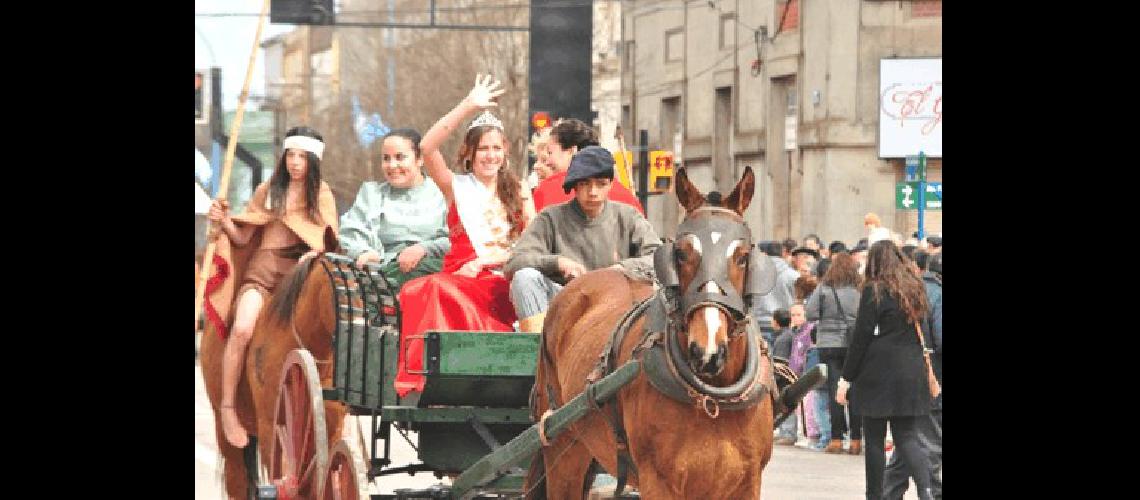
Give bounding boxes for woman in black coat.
[837,240,935,500]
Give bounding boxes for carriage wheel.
[319,439,371,500]
[268,349,329,499]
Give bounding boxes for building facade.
[616,0,942,244]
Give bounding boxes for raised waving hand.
[421,74,507,205]
[465,74,505,108]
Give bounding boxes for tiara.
[467,110,504,131]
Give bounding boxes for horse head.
[656,166,765,383]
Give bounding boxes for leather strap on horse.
[568,288,777,497]
[582,294,655,497]
[637,297,773,414]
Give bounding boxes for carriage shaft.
[447,360,642,499]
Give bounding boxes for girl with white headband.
[204,125,340,448]
[394,74,536,396]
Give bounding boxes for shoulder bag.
[831,286,856,344]
[914,321,941,398]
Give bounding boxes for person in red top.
[531,119,645,215]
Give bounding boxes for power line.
[704,0,768,39]
[633,50,737,99]
[194,0,634,18]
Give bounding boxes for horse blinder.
[663,213,753,322]
[743,248,777,307]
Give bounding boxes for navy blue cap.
[562,146,615,194]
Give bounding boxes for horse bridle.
[654,206,774,329]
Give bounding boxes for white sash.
[451,174,511,261]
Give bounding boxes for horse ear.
[724,166,755,216]
[674,166,705,213]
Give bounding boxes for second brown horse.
[527,166,776,499]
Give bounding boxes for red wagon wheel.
[319,439,371,500]
[268,349,329,499]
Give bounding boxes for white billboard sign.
[879,58,942,158]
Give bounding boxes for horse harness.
[532,290,778,496]
[530,204,781,496]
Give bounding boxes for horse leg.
[523,450,546,500]
[221,289,264,448]
[217,431,250,500]
[324,401,348,446]
[631,469,681,500]
[539,435,595,500]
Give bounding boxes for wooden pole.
[195,0,271,333]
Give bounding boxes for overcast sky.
[196,0,294,111]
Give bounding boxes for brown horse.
[526,166,775,499]
[200,256,348,499]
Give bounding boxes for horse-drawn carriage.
[249,252,652,499]
[202,167,826,500]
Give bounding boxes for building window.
[621,105,631,140]
[666,28,683,62]
[776,0,800,33]
[719,14,736,50]
[714,87,734,192]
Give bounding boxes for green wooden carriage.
[256,253,643,500]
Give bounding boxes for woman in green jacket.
[339,128,450,290]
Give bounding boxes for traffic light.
[271,0,335,25]
[648,151,675,193]
[195,70,209,125]
[195,71,203,121]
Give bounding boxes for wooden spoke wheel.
[268,349,329,500]
[319,439,371,500]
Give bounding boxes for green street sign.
[896,182,942,210]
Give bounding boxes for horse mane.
[266,257,319,326]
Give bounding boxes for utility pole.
[386,0,395,118]
[638,129,649,214]
[917,151,926,241]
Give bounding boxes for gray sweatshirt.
[504,199,661,285]
[751,256,799,327]
[804,284,861,348]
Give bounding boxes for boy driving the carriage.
[504,145,662,332]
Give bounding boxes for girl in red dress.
[395,75,536,396]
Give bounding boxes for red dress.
[394,206,518,396]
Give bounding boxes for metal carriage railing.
[318,253,405,477]
[316,253,542,498]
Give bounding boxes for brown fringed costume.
[204,181,339,339]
